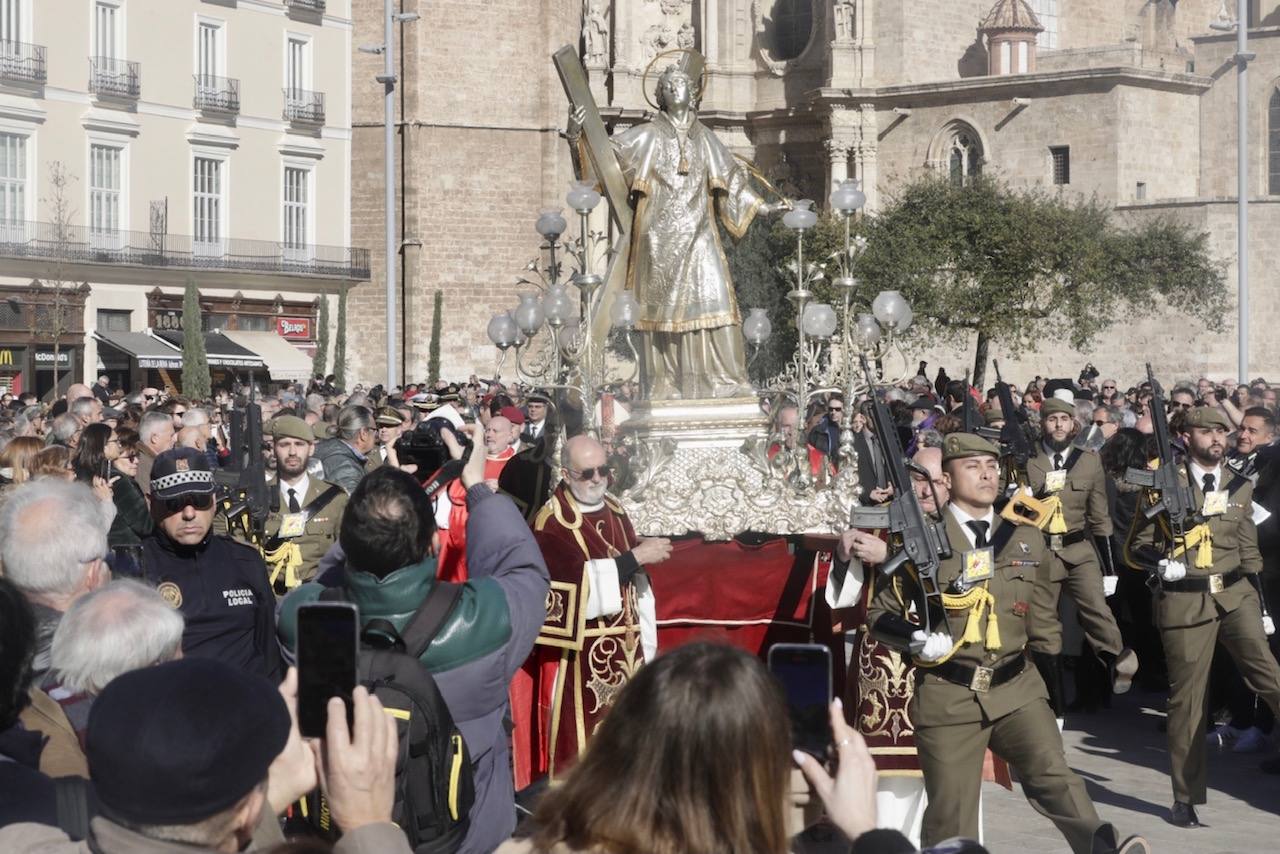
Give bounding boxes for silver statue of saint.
[568,53,782,400]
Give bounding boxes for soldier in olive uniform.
[261,415,347,595]
[868,433,1147,854]
[1124,406,1280,828]
[1026,397,1137,708]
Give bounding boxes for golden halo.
[641,48,709,112]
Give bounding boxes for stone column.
[825,138,851,190]
[857,103,880,212]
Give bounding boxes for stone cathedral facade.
[348,0,1280,385]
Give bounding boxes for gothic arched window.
[949,130,983,186]
[1269,88,1280,195]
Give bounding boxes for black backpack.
[317,582,476,853]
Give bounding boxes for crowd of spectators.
[1,363,1277,853]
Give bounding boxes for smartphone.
[767,643,833,761]
[296,602,359,738]
[100,458,111,481]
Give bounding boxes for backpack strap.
[401,582,464,659]
[53,776,92,842]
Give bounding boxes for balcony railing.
[0,219,369,280]
[285,0,327,10]
[89,57,140,99]
[283,88,325,124]
[193,74,240,114]
[0,40,47,84]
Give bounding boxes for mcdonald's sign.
[0,350,14,366]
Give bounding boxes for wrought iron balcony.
[285,0,326,10]
[0,40,47,85]
[89,57,141,99]
[0,219,369,281]
[193,74,240,114]
[283,88,325,124]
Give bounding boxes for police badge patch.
[175,458,189,472]
[157,581,183,608]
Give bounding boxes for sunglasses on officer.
[567,465,612,482]
[162,493,215,514]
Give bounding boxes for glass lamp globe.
[829,180,866,215]
[487,312,517,347]
[566,180,602,214]
[610,292,639,330]
[872,290,913,332]
[801,303,838,339]
[742,307,772,345]
[514,292,546,336]
[542,284,574,328]
[782,199,818,232]
[535,208,568,242]
[854,313,882,349]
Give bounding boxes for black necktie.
[966,520,990,548]
[1202,473,1216,494]
[287,488,301,513]
[1053,453,1064,471]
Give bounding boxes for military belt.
[925,653,1026,694]
[1044,529,1088,552]
[1160,569,1244,595]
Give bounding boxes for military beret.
[87,658,290,825]
[375,406,403,427]
[312,421,332,441]
[983,408,1005,425]
[499,405,526,426]
[150,447,215,499]
[1184,406,1232,431]
[943,432,1001,462]
[270,415,314,443]
[1040,398,1076,418]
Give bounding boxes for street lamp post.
[1211,0,1254,383]
[363,2,419,391]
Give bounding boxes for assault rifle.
[849,356,952,648]
[992,360,1052,527]
[1122,364,1200,572]
[960,370,984,434]
[214,375,270,544]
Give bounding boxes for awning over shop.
[94,331,183,370]
[220,330,313,383]
[154,330,265,370]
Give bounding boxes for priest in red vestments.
[435,409,522,582]
[516,435,671,783]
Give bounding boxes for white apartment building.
[0,0,363,398]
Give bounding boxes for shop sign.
[153,310,184,331]
[276,317,312,339]
[35,350,71,366]
[0,349,17,366]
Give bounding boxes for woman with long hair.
[0,435,43,490]
[499,643,878,854]
[30,445,74,480]
[102,426,153,566]
[72,422,117,484]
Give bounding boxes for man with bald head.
[435,410,523,583]
[827,445,948,844]
[521,435,671,782]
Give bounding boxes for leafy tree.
[312,294,330,379]
[180,278,211,399]
[427,290,443,384]
[33,163,82,398]
[730,175,1229,389]
[333,284,348,391]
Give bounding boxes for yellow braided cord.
[1170,523,1214,569]
[914,585,1002,668]
[263,542,304,590]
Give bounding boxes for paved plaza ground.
[982,688,1280,853]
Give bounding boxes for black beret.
[87,658,290,825]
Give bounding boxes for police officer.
[1125,406,1280,827]
[261,415,346,595]
[1026,397,1137,712]
[867,433,1147,854]
[135,447,281,681]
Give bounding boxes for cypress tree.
[180,278,211,398]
